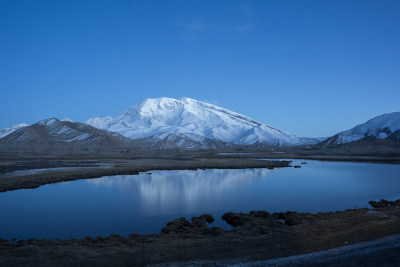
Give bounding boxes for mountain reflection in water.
[87,169,273,215]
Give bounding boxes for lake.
[1,159,400,240]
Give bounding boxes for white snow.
[33,118,97,144]
[65,133,91,142]
[85,97,320,147]
[0,123,28,139]
[326,112,400,145]
[85,116,113,129]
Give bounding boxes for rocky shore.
[1,199,400,266]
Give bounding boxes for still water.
[1,160,400,240]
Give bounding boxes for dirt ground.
[0,199,399,266]
[1,147,399,193]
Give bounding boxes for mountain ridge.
[0,118,140,151]
[85,97,321,148]
[0,123,28,139]
[2,98,398,150]
[320,112,400,146]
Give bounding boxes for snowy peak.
[85,116,113,129]
[349,112,400,138]
[85,97,319,148]
[111,97,263,129]
[0,123,28,139]
[321,112,400,145]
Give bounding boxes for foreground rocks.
[369,198,400,208]
[161,214,223,236]
[1,199,400,266]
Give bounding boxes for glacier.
[85,97,321,147]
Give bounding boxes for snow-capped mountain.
[0,123,28,139]
[321,112,400,145]
[0,118,137,148]
[86,97,320,148]
[0,119,73,139]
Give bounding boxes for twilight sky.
[1,0,399,137]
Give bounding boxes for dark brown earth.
[1,145,399,193]
[0,199,399,266]
[0,157,290,192]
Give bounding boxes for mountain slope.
[0,118,138,149]
[86,97,320,148]
[320,112,400,145]
[0,123,28,139]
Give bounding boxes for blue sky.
[1,0,399,137]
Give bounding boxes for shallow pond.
[1,160,400,240]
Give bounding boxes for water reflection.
[2,161,400,240]
[88,169,272,215]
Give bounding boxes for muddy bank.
[0,158,290,192]
[1,148,400,193]
[1,199,400,266]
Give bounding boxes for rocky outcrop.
[161,217,191,234]
[369,199,400,208]
[273,211,309,226]
[161,215,223,236]
[191,214,214,228]
[221,212,257,227]
[2,198,400,267]
[222,210,313,231]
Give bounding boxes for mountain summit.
[86,97,320,148]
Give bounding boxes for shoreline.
[1,199,399,266]
[0,158,290,192]
[1,152,399,193]
[1,153,400,265]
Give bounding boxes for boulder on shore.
[369,199,398,208]
[162,214,220,235]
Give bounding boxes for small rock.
[277,219,285,224]
[369,199,395,208]
[106,234,122,241]
[366,210,388,218]
[0,238,9,244]
[191,214,214,228]
[249,210,271,218]
[162,217,190,234]
[128,234,139,239]
[96,236,105,241]
[209,227,224,236]
[222,212,253,227]
[284,216,303,226]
